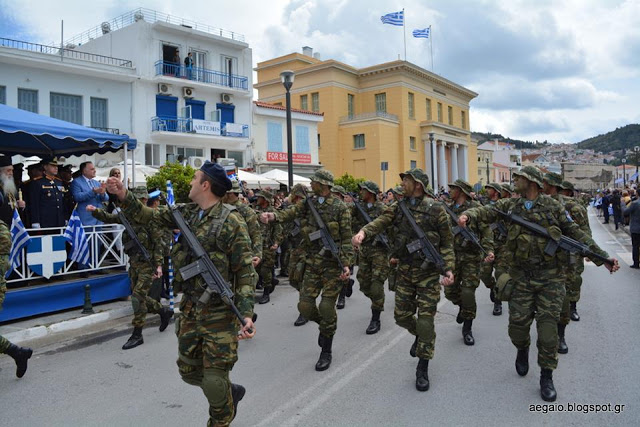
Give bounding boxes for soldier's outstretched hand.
[352,230,365,249]
[106,177,126,201]
[484,252,495,263]
[86,205,97,212]
[259,212,273,224]
[238,317,255,340]
[339,266,350,280]
[606,258,620,273]
[440,271,454,286]
[457,214,469,228]
[252,256,261,267]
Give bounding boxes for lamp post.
[635,146,639,185]
[622,158,627,188]
[280,70,295,189]
[485,157,490,184]
[428,132,435,189]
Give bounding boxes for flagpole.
[403,8,407,61]
[430,25,434,72]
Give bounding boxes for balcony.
[155,61,248,91]
[339,111,399,124]
[151,116,248,138]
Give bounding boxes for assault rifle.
[351,198,390,250]
[493,208,613,267]
[306,197,344,270]
[114,208,154,268]
[397,200,446,274]
[169,204,252,331]
[290,218,301,238]
[490,222,508,238]
[442,203,488,256]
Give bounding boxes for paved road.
[1,209,638,426]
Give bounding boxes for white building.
[252,101,323,177]
[477,139,522,173]
[0,8,253,171]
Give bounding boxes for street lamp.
[485,157,490,184]
[622,158,627,188]
[634,146,639,185]
[428,132,435,189]
[280,70,295,189]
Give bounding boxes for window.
[300,95,308,110]
[267,121,283,152]
[461,111,466,129]
[50,93,82,125]
[311,92,319,112]
[227,151,244,167]
[18,89,38,113]
[166,145,204,163]
[90,97,108,128]
[347,94,354,117]
[410,136,416,151]
[353,134,365,149]
[408,92,415,119]
[295,125,310,154]
[0,86,5,104]
[145,143,161,166]
[375,93,386,113]
[426,98,432,120]
[448,106,453,125]
[411,160,417,169]
[317,133,321,149]
[437,102,443,123]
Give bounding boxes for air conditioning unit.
[217,158,236,167]
[221,93,233,104]
[188,156,207,168]
[183,87,194,98]
[158,83,172,95]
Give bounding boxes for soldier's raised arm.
[353,203,397,248]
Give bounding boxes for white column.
[438,141,447,190]
[459,145,468,181]
[451,144,459,181]
[423,137,435,190]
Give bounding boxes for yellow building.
[255,47,478,191]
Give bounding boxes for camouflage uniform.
[561,181,588,320]
[255,191,282,300]
[462,167,609,372]
[286,185,308,291]
[0,220,11,354]
[120,188,255,426]
[478,183,502,294]
[228,181,262,260]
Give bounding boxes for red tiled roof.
[254,101,324,116]
[493,162,510,168]
[522,154,542,162]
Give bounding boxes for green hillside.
[576,124,640,153]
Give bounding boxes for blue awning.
[0,103,136,157]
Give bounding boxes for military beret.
[200,160,232,192]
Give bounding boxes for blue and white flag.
[7,209,31,278]
[27,235,67,279]
[63,209,90,266]
[166,180,176,309]
[412,28,430,38]
[381,10,404,26]
[166,180,175,206]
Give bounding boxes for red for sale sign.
[267,152,311,164]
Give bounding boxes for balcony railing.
[155,61,248,90]
[0,37,133,68]
[339,111,399,123]
[152,116,249,138]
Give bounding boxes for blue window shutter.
[295,126,310,154]
[267,122,283,152]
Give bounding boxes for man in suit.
[70,161,108,226]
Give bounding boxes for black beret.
[200,160,232,192]
[0,156,12,167]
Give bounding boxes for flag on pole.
[412,28,430,38]
[7,209,31,278]
[381,10,404,26]
[166,180,176,309]
[63,208,90,266]
[166,180,175,206]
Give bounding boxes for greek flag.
[166,180,175,206]
[7,209,31,278]
[412,28,430,38]
[381,10,404,26]
[63,209,90,265]
[166,180,176,309]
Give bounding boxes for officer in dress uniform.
[29,158,68,229]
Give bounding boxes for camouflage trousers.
[394,261,441,360]
[356,247,389,311]
[299,256,343,338]
[479,260,496,289]
[129,261,163,328]
[444,255,482,320]
[288,246,305,291]
[0,281,10,352]
[176,297,239,427]
[258,248,277,290]
[567,258,584,303]
[508,267,565,370]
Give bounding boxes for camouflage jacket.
[350,199,388,254]
[463,194,608,270]
[361,195,456,273]
[275,194,354,267]
[482,199,509,246]
[0,220,10,307]
[231,200,263,259]
[92,208,164,266]
[448,199,494,258]
[119,191,255,319]
[559,195,590,236]
[255,204,283,249]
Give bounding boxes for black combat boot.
[515,347,529,376]
[489,287,496,303]
[366,309,381,335]
[410,336,418,358]
[159,307,174,332]
[271,275,280,288]
[456,307,463,324]
[258,287,271,304]
[493,301,502,316]
[462,320,475,346]
[345,278,354,297]
[6,344,33,378]
[415,358,430,391]
[570,302,580,321]
[256,276,263,290]
[315,335,333,371]
[557,323,568,354]
[122,327,143,350]
[336,288,346,309]
[294,313,308,326]
[318,331,325,348]
[540,368,557,402]
[230,383,246,422]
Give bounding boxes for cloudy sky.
[2,0,638,143]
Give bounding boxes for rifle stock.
[115,208,155,268]
[397,200,446,274]
[306,198,344,271]
[443,203,487,256]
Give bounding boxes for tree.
[334,172,366,193]
[145,162,195,203]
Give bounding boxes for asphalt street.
[0,208,638,426]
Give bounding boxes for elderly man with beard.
[0,156,26,225]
